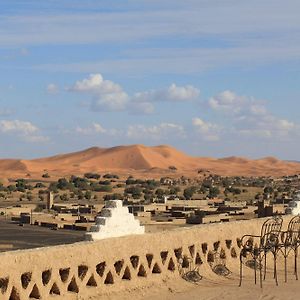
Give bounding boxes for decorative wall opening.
[226,240,232,249]
[78,265,89,280]
[49,283,60,295]
[152,263,161,274]
[168,258,175,271]
[213,241,220,251]
[104,271,114,285]
[231,248,237,258]
[188,245,195,257]
[114,260,124,276]
[207,251,215,263]
[42,270,51,286]
[96,262,106,277]
[130,256,139,269]
[122,267,131,280]
[195,253,203,265]
[0,277,9,294]
[174,248,183,260]
[9,287,20,300]
[21,272,32,289]
[160,251,168,265]
[67,277,79,293]
[59,268,70,283]
[201,243,208,254]
[146,254,153,268]
[137,265,147,277]
[29,284,40,299]
[86,275,97,287]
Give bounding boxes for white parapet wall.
[85,200,145,241]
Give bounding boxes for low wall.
[0,217,289,300]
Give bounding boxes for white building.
[286,193,300,215]
[85,200,145,241]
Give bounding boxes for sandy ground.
[94,258,300,300]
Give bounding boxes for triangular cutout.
[29,284,40,299]
[188,245,195,257]
[152,263,161,274]
[86,275,97,287]
[9,287,20,300]
[174,248,183,260]
[195,252,203,265]
[160,251,168,265]
[130,256,139,269]
[137,264,147,277]
[78,265,89,280]
[220,248,226,259]
[59,268,70,283]
[96,262,106,277]
[182,256,189,268]
[42,270,51,286]
[231,247,237,258]
[49,283,60,295]
[168,258,175,271]
[21,272,32,289]
[67,277,79,293]
[122,266,131,280]
[0,277,9,294]
[104,271,114,284]
[114,260,124,275]
[146,254,153,268]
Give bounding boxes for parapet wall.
[0,217,289,300]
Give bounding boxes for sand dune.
[0,144,300,178]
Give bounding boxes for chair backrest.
[260,216,283,249]
[286,215,300,245]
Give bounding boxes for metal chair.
[239,216,283,288]
[278,215,300,282]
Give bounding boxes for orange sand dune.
[0,144,299,178]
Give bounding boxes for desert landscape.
[1,1,300,299]
[1,144,300,179]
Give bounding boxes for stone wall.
[0,217,289,300]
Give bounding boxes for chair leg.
[254,258,257,285]
[284,255,287,283]
[263,253,267,280]
[239,255,243,287]
[259,254,263,288]
[274,253,278,286]
[295,248,298,280]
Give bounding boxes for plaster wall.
[0,217,290,300]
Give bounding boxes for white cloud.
[70,73,123,94]
[209,90,298,140]
[192,118,220,141]
[0,120,49,143]
[69,73,198,113]
[69,74,128,111]
[47,83,59,94]
[133,83,200,102]
[208,90,248,113]
[129,101,155,115]
[0,120,38,134]
[127,123,185,140]
[76,123,119,136]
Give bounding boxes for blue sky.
[0,0,299,160]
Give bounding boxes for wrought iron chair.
[278,215,300,282]
[239,216,283,288]
[178,256,203,283]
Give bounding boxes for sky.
[0,0,299,160]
